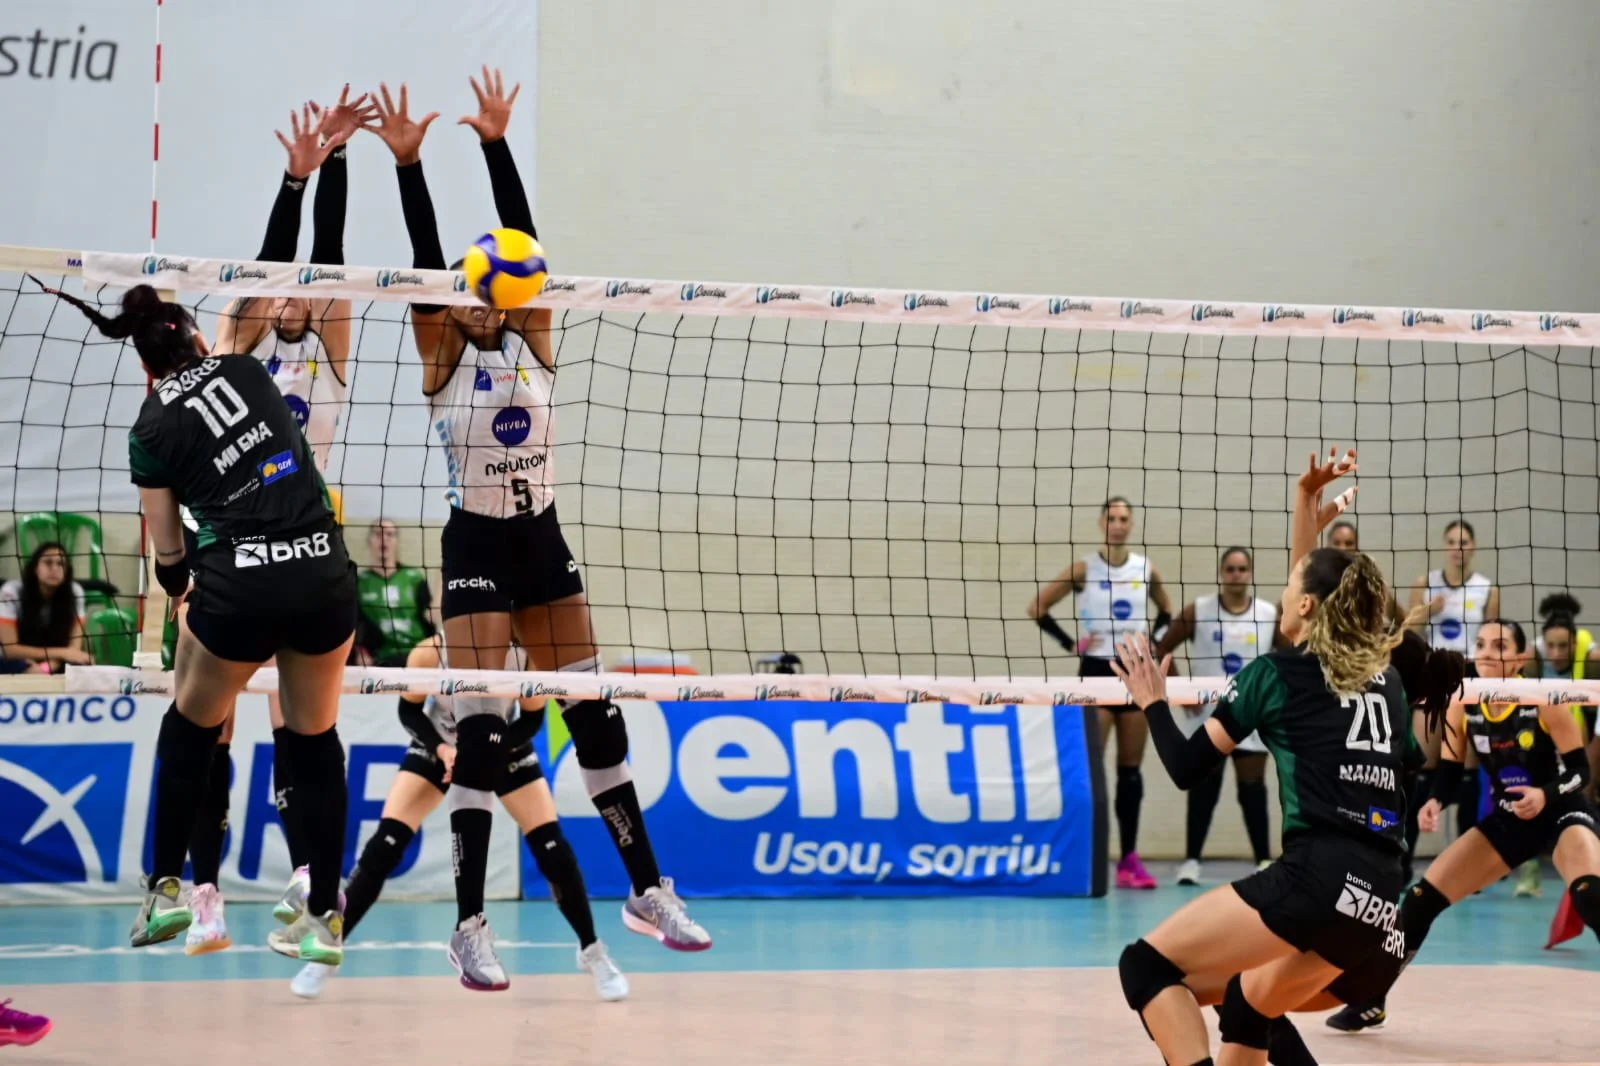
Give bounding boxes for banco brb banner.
[528,700,1106,899]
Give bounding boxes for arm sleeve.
[395,162,448,315]
[309,147,348,265]
[1034,613,1074,652]
[255,172,308,263]
[1546,746,1592,801]
[398,697,446,752]
[1144,699,1227,789]
[1429,758,1465,806]
[480,138,536,237]
[1209,656,1281,743]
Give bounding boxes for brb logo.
[0,743,133,883]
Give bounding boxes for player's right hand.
[1417,797,1442,833]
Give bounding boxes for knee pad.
[507,704,546,747]
[280,725,345,779]
[1571,874,1600,930]
[449,785,495,813]
[1218,974,1271,1050]
[156,705,224,778]
[452,715,507,792]
[525,821,582,897]
[354,817,416,882]
[565,699,629,770]
[1118,938,1186,1013]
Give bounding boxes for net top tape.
[52,249,1594,346]
[62,665,1600,708]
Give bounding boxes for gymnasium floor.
[2,862,1595,1065]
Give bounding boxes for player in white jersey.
[146,93,373,956]
[1155,548,1286,884]
[368,71,709,951]
[289,636,627,1001]
[1325,519,1359,553]
[1027,497,1174,890]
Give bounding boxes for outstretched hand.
[459,65,521,143]
[364,83,439,166]
[1299,446,1358,534]
[1109,632,1172,711]
[310,84,377,153]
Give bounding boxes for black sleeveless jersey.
[1461,702,1560,803]
[129,355,348,612]
[1216,647,1420,853]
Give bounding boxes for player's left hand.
[310,84,377,151]
[1504,784,1546,820]
[437,743,458,784]
[459,65,520,143]
[1110,632,1172,710]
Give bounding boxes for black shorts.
[1232,834,1405,974]
[1475,792,1600,869]
[186,537,358,663]
[1082,655,1141,713]
[399,738,544,795]
[440,505,584,620]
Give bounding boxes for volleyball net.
[2,245,1598,704]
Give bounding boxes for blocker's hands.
[1110,632,1172,711]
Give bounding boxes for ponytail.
[1301,548,1404,696]
[1389,628,1464,735]
[27,277,199,377]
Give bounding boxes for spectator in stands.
[0,542,92,671]
[355,519,436,667]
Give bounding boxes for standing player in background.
[290,636,626,1001]
[1028,497,1174,890]
[167,90,373,955]
[354,518,437,666]
[364,70,710,951]
[1155,547,1285,885]
[1536,593,1599,799]
[1324,520,1358,553]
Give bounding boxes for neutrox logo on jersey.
[233,532,333,569]
[141,256,190,275]
[218,263,267,283]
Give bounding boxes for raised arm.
[307,86,375,376]
[1291,447,1357,572]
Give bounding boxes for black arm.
[1144,699,1227,790]
[398,697,446,753]
[395,161,447,314]
[480,138,535,237]
[256,172,307,263]
[309,147,348,265]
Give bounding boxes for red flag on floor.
[1546,887,1585,949]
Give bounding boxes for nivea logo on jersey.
[492,407,532,446]
[1262,305,1306,322]
[975,295,1021,313]
[756,287,801,304]
[218,263,267,283]
[902,293,949,311]
[141,256,190,275]
[297,267,347,285]
[1331,307,1375,324]
[376,269,425,288]
[1119,300,1163,319]
[258,450,297,485]
[604,281,652,298]
[1112,600,1134,621]
[1048,298,1093,315]
[1401,309,1445,327]
[1438,618,1463,642]
[1539,313,1580,332]
[283,394,311,430]
[829,290,876,308]
[1222,652,1245,675]
[0,743,133,884]
[1190,303,1235,322]
[680,283,728,302]
[1470,312,1512,331]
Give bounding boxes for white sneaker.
[621,877,712,951]
[291,962,337,1000]
[1176,859,1202,886]
[578,940,629,1002]
[448,914,509,991]
[184,883,231,955]
[272,866,310,925]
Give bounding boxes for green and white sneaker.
[268,909,344,966]
[130,877,192,947]
[272,866,311,925]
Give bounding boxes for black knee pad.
[564,700,629,770]
[1571,874,1600,930]
[354,817,416,882]
[507,704,547,747]
[281,724,345,778]
[525,821,581,895]
[1118,938,1186,1013]
[452,714,508,791]
[156,705,223,778]
[1218,974,1272,1050]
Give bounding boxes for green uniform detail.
[357,568,432,666]
[1218,648,1418,851]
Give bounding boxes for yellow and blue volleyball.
[462,228,548,309]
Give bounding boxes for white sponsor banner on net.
[0,693,519,903]
[83,251,1595,346]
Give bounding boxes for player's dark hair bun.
[1540,592,1582,620]
[28,278,199,376]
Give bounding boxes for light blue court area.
[2,862,1595,988]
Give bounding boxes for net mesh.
[1,251,1597,689]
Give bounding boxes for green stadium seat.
[15,511,109,584]
[85,604,138,667]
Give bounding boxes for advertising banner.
[528,700,1106,899]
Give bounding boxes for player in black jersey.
[1325,617,1600,1033]
[38,283,358,967]
[1113,448,1424,1066]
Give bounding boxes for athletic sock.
[451,808,492,924]
[592,781,662,895]
[1185,764,1224,860]
[187,742,231,887]
[280,727,347,916]
[272,727,310,869]
[526,822,598,948]
[1115,765,1144,858]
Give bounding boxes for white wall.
[536,0,1600,311]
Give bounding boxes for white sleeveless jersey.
[430,332,555,518]
[1077,552,1153,658]
[253,329,347,472]
[1424,570,1491,652]
[426,645,528,738]
[1181,594,1275,752]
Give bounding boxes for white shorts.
[1178,701,1268,754]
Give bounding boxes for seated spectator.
[0,542,93,672]
[355,519,436,667]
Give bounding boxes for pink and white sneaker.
[1116,853,1158,890]
[0,1000,52,1047]
[185,883,231,955]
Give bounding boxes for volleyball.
[462,228,548,309]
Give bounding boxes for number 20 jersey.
[429,332,555,519]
